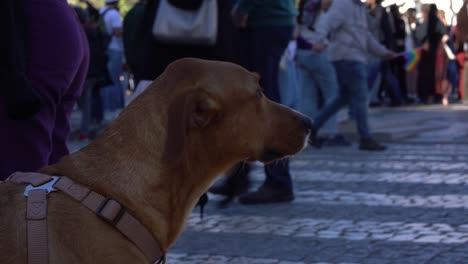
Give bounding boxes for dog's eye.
[256,90,263,99]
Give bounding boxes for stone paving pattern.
[67,105,468,263]
[167,143,468,264]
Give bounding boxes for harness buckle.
[24,176,60,197]
[96,198,126,225]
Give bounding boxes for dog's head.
[162,58,311,167]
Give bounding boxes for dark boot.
[359,137,386,151]
[196,193,208,219]
[209,162,250,206]
[307,122,320,148]
[238,185,294,205]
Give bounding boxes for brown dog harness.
[7,172,165,264]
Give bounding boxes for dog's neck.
[42,88,236,252]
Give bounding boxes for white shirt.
[100,7,123,52]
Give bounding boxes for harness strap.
[7,172,165,264]
[53,176,164,263]
[7,172,52,187]
[26,189,48,264]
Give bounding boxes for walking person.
[100,0,125,118]
[404,8,419,100]
[308,0,396,151]
[123,0,147,86]
[210,0,298,204]
[389,4,410,103]
[74,4,112,140]
[0,0,89,180]
[367,0,402,106]
[295,0,350,146]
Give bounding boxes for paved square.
[168,144,468,264]
[67,105,468,263]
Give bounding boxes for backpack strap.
[100,7,118,34]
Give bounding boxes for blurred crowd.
[68,0,468,141]
[2,0,468,202]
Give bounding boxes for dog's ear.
[164,89,220,164]
[190,93,220,128]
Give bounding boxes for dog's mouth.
[258,149,286,163]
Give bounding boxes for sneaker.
[322,134,352,147]
[238,186,294,205]
[359,138,386,151]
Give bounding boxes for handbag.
[152,0,218,45]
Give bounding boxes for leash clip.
[24,176,60,197]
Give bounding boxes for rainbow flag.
[401,49,422,72]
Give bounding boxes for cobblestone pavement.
[168,144,468,264]
[67,105,468,264]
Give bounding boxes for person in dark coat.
[389,4,410,102]
[415,4,448,103]
[74,5,111,140]
[123,0,147,85]
[210,0,298,205]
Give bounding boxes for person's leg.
[367,57,382,105]
[79,78,96,136]
[464,60,468,102]
[250,27,290,103]
[312,52,339,135]
[296,49,321,120]
[341,61,386,150]
[394,56,408,101]
[313,79,348,132]
[209,162,251,197]
[0,1,88,179]
[239,25,294,204]
[447,60,459,99]
[297,49,340,135]
[381,61,403,105]
[417,53,428,102]
[261,26,294,189]
[341,62,371,139]
[406,69,418,100]
[279,49,299,110]
[101,49,124,113]
[262,160,293,193]
[92,87,104,125]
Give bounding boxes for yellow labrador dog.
[0,58,312,264]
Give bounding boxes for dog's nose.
[298,113,319,147]
[300,114,313,130]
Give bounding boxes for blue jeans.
[242,25,294,191]
[448,60,459,97]
[100,49,124,111]
[79,79,95,134]
[367,56,382,104]
[381,61,403,104]
[314,61,371,139]
[279,55,299,110]
[296,49,338,134]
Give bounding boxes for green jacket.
[236,0,297,27]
